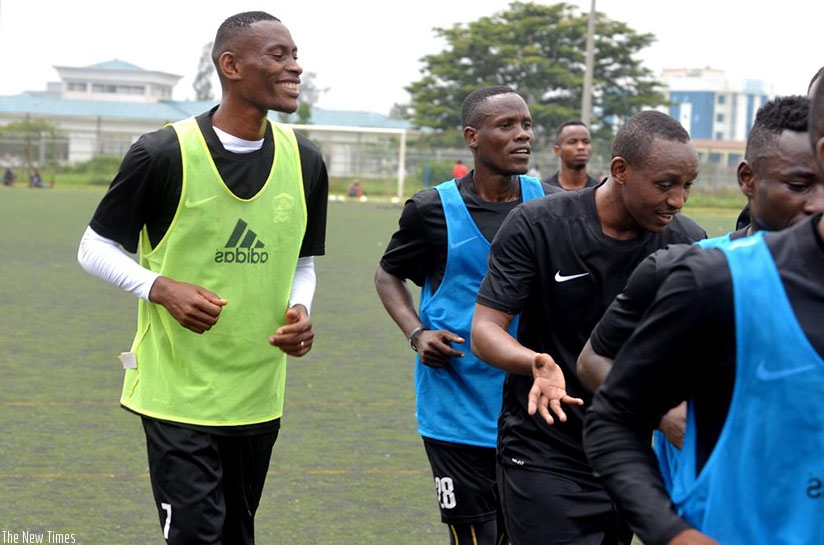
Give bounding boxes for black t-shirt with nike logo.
[476,185,706,477]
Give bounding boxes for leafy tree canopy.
[405,1,666,143]
[0,119,60,136]
[193,41,215,101]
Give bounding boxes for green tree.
[0,119,63,170]
[193,41,215,101]
[405,1,665,143]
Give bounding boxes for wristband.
[408,326,428,352]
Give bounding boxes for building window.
[717,95,726,104]
[91,84,145,95]
[716,113,724,122]
[709,152,723,164]
[92,84,116,93]
[727,153,742,167]
[715,131,724,140]
[67,82,87,92]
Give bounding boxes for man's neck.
[557,166,589,190]
[211,102,269,141]
[594,178,644,240]
[472,172,522,203]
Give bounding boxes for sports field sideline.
[0,187,736,544]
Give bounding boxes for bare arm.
[374,265,463,367]
[577,338,615,393]
[470,302,534,375]
[472,302,583,424]
[668,529,720,545]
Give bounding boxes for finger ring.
[300,340,305,348]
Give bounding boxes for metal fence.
[0,132,741,196]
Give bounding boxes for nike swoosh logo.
[184,196,218,208]
[450,236,477,250]
[756,362,816,381]
[554,271,589,283]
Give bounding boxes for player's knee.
[156,500,223,545]
[447,520,501,545]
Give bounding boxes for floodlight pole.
[581,0,596,126]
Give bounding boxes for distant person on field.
[542,120,600,190]
[452,159,469,178]
[3,168,15,186]
[583,85,824,545]
[76,11,328,545]
[527,164,542,179]
[375,85,555,545]
[29,168,44,188]
[347,181,365,197]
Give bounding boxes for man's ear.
[737,160,756,199]
[464,126,478,149]
[553,144,561,157]
[610,156,628,185]
[817,136,824,170]
[218,51,242,82]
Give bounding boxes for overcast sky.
[0,0,821,114]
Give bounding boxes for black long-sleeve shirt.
[584,214,824,545]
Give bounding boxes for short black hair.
[810,79,824,152]
[808,66,824,94]
[746,95,809,170]
[554,120,588,144]
[460,86,519,128]
[212,11,281,67]
[610,110,690,166]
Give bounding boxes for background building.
[0,59,411,184]
[662,67,770,142]
[659,67,771,168]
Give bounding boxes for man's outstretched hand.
[527,353,584,425]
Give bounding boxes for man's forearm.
[77,226,160,300]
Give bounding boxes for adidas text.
[214,247,269,264]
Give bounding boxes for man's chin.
[272,101,299,115]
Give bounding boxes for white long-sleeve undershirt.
[77,127,316,314]
[77,226,317,314]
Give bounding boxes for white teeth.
[281,82,299,91]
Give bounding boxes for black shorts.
[422,437,501,524]
[497,462,632,545]
[142,417,279,545]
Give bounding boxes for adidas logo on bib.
[214,219,269,264]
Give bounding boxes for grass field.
[0,186,738,544]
